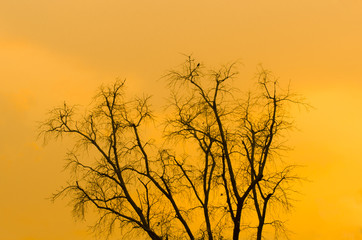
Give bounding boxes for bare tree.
[40,57,304,240]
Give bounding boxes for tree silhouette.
[40,56,304,240]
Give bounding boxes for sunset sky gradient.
[1,1,362,239]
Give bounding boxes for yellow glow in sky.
[1,1,361,239]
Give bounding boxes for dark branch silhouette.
[40,56,305,240]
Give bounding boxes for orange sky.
[1,1,361,239]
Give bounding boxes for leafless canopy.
[40,56,305,240]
